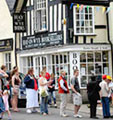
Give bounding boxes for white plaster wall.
[109,2,113,44]
[0,0,15,69]
[0,0,14,39]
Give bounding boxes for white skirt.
[26,89,39,109]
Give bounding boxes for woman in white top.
[39,71,52,116]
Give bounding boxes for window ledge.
[74,33,97,36]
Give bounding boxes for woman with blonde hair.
[39,71,52,115]
[24,68,39,114]
[11,68,21,112]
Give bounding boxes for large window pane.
[80,53,86,62]
[103,51,108,62]
[88,64,94,75]
[103,63,109,75]
[80,64,86,76]
[81,76,87,87]
[95,52,101,62]
[95,63,102,75]
[87,53,94,62]
[34,0,47,32]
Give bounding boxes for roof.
[62,0,110,6]
[5,0,16,13]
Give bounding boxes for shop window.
[87,52,94,62]
[95,52,101,62]
[73,6,94,35]
[22,56,33,74]
[52,53,70,88]
[34,0,48,32]
[80,53,86,62]
[80,51,109,88]
[4,53,11,71]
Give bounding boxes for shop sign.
[13,13,26,32]
[22,32,63,50]
[0,39,13,52]
[62,0,109,6]
[70,52,80,78]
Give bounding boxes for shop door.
[34,56,47,77]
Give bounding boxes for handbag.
[41,88,48,97]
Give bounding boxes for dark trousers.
[101,97,110,117]
[89,100,97,118]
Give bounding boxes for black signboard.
[22,32,63,50]
[62,0,110,6]
[13,13,26,32]
[0,39,13,52]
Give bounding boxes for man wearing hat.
[99,75,111,118]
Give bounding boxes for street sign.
[62,0,110,6]
[13,13,26,32]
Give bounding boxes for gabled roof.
[5,0,16,13]
[5,0,28,14]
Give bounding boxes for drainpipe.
[106,13,113,77]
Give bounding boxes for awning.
[61,0,110,6]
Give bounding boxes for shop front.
[19,44,111,89]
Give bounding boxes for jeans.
[48,91,56,104]
[40,96,48,114]
[101,97,110,117]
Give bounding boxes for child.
[2,88,12,120]
[48,73,57,107]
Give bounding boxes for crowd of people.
[0,64,113,119]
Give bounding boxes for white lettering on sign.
[70,52,80,85]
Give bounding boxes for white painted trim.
[27,11,30,35]
[46,0,49,31]
[63,5,66,44]
[50,6,53,32]
[54,5,57,32]
[31,10,34,35]
[31,0,33,6]
[19,44,111,57]
[58,3,62,31]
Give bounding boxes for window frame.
[34,0,48,33]
[4,53,12,71]
[80,51,109,89]
[73,6,95,35]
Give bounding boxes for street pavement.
[3,107,113,120]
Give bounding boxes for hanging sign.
[13,13,26,32]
